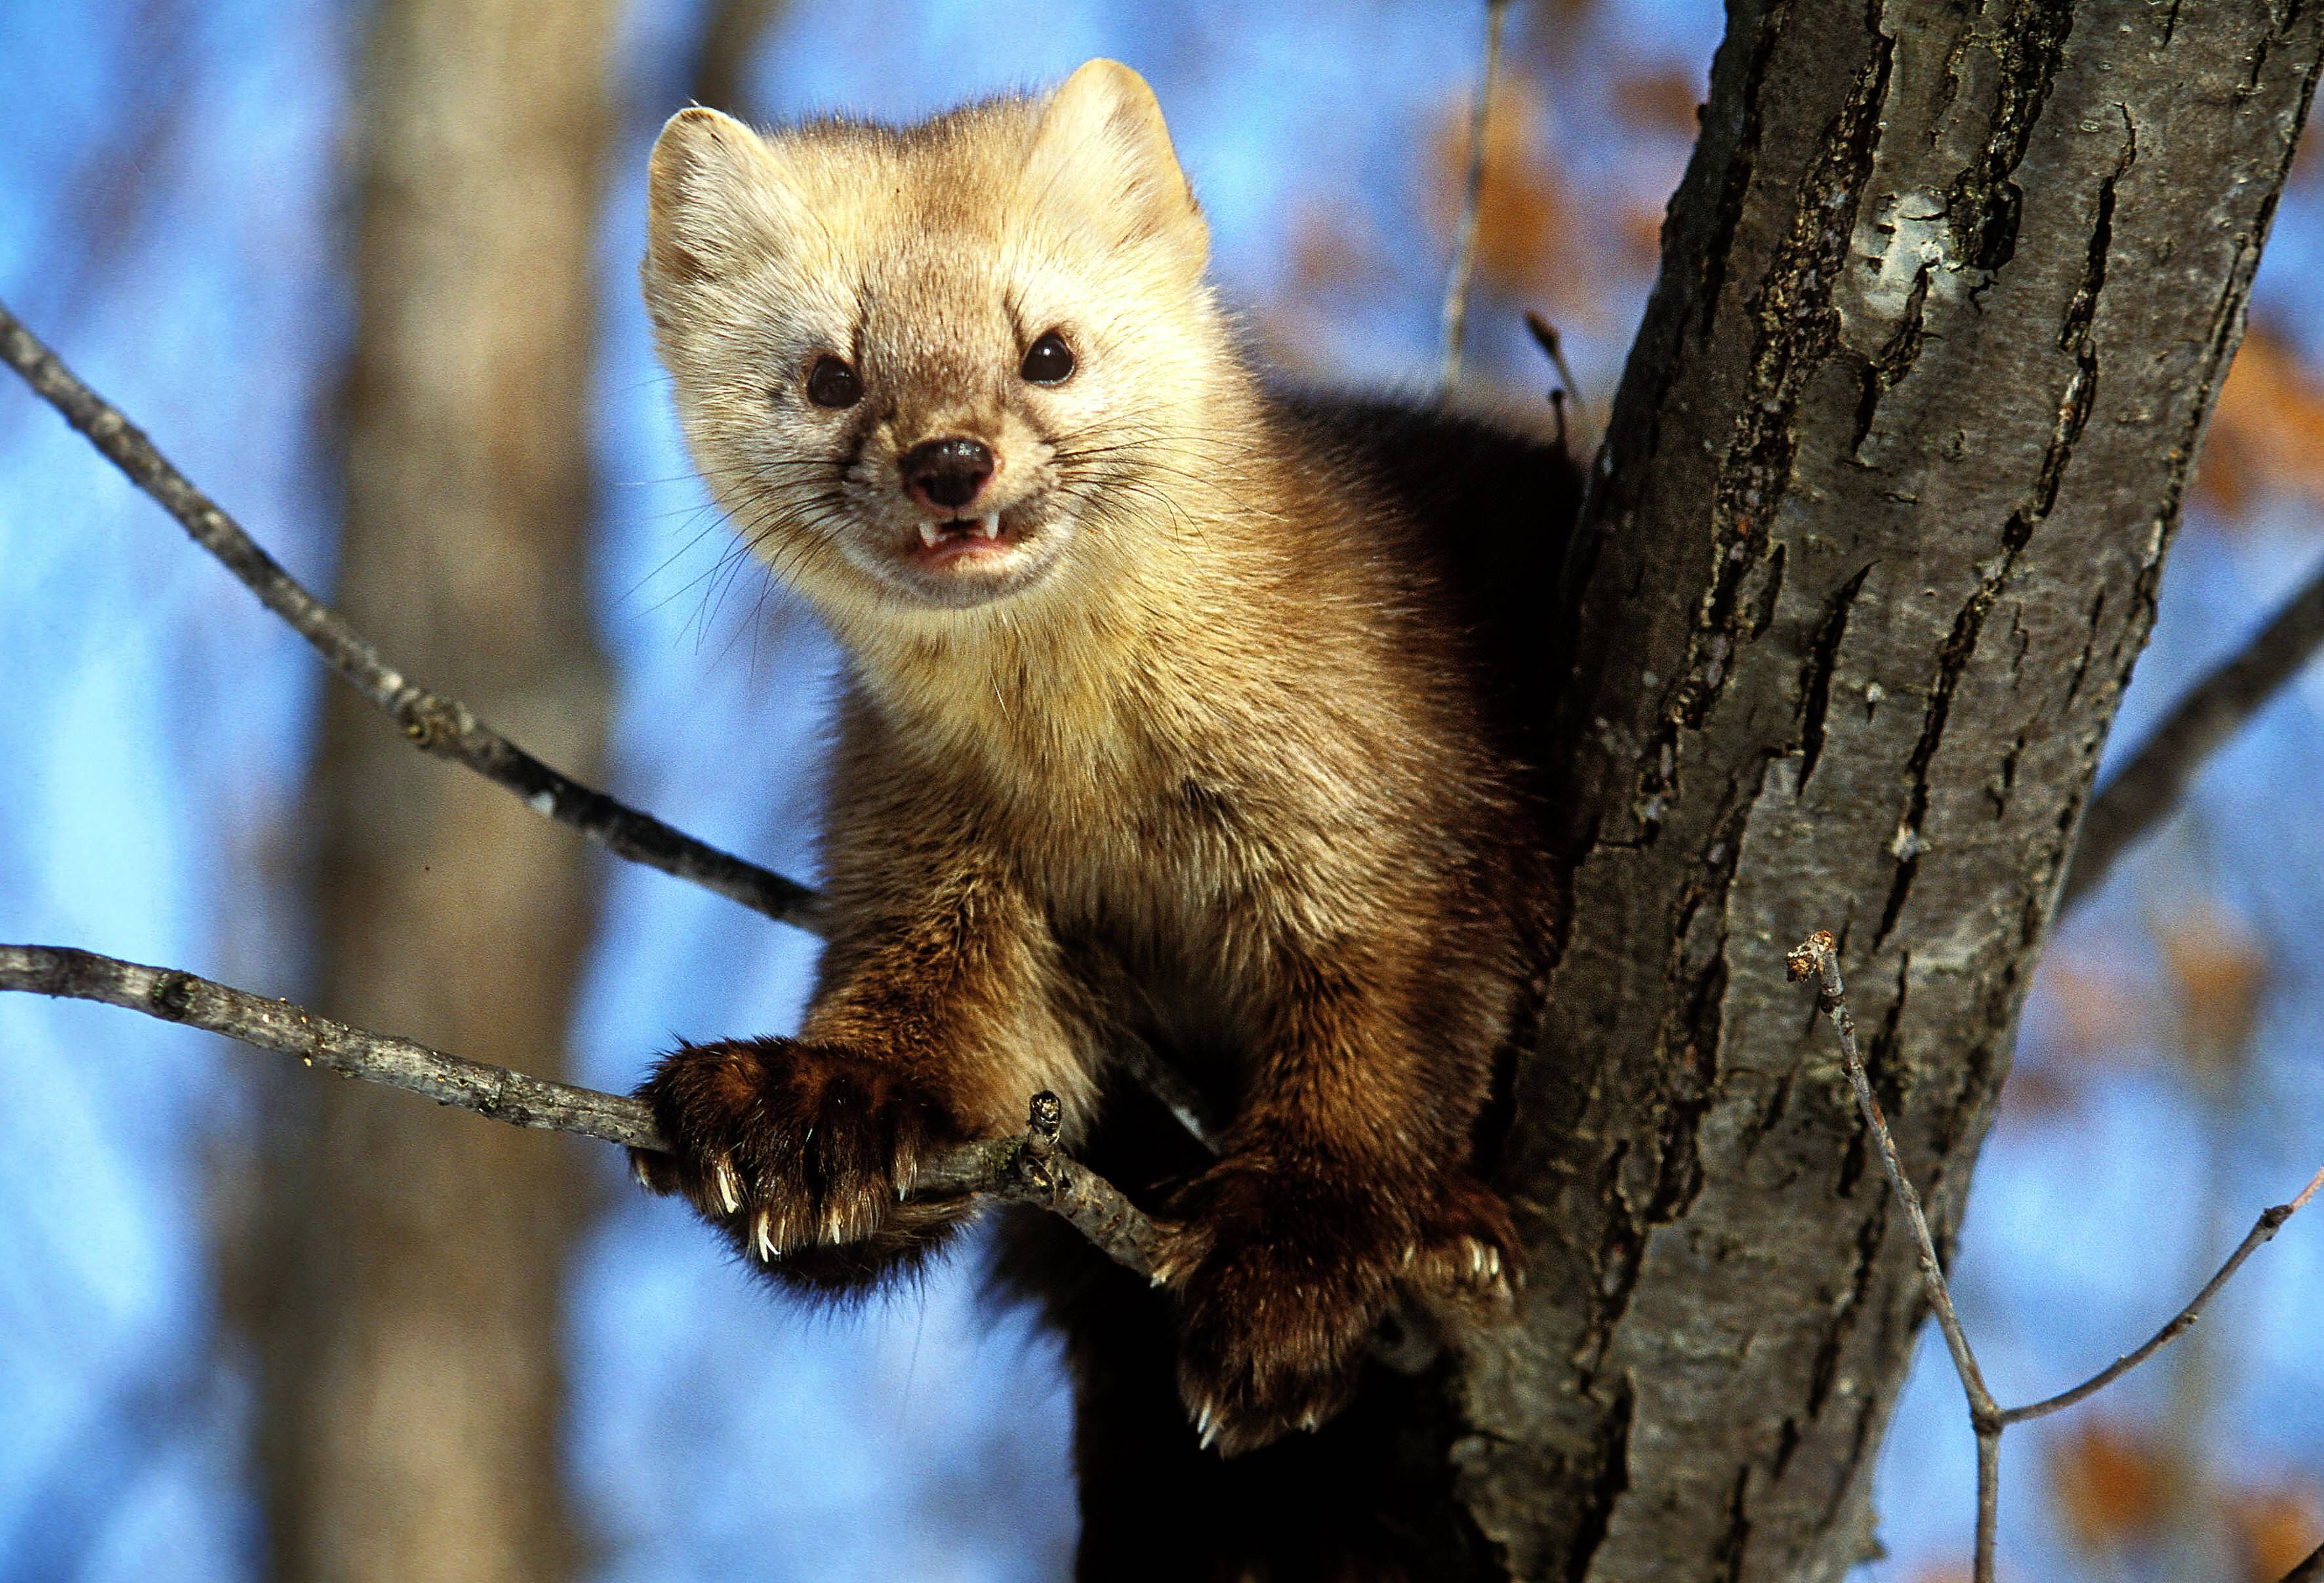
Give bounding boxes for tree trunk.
[244,3,617,1579]
[1450,1,2322,1578]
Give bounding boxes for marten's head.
[644,60,1233,621]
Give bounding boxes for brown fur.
[631,60,1582,1577]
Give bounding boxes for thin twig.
[1788,930,2323,1583]
[1787,930,2004,1583]
[1524,310,1593,440]
[1999,1159,2324,1425]
[687,0,786,115]
[2062,557,2324,912]
[0,943,1163,1276]
[1437,0,1513,396]
[910,1091,1166,1275]
[0,298,825,936]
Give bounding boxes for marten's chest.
[1010,751,1280,935]
[867,624,1419,956]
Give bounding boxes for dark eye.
[805,356,863,409]
[1020,330,1075,384]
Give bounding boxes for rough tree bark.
[235,4,617,1580]
[1446,2,2323,1578]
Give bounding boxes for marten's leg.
[1051,1237,1244,1582]
[1154,937,1522,1454]
[630,833,1098,1294]
[993,1068,1467,1583]
[1004,1203,1464,1583]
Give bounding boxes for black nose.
[901,437,994,512]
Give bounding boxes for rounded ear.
[644,106,798,296]
[1024,60,1207,279]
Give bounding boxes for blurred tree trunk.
[241,3,617,1579]
[1433,2,2324,1578]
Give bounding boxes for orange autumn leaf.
[2194,325,2324,518]
[2028,951,2149,1063]
[1618,197,1667,270]
[2231,1481,2323,1582]
[1996,1066,2077,1124]
[2295,117,2324,190]
[1426,77,1660,335]
[2151,902,2270,1079]
[1287,199,1387,297]
[2049,1420,2173,1553]
[1613,67,1705,134]
[1430,79,1577,299]
[2002,949,2153,1122]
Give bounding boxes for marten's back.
[1269,389,1586,771]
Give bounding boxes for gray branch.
[0,297,1238,1143]
[1436,0,1512,395]
[1789,930,2323,1583]
[0,297,825,935]
[2062,557,2324,911]
[1789,930,2005,1580]
[1997,1157,2324,1428]
[0,943,1165,1277]
[687,0,786,115]
[0,943,1520,1367]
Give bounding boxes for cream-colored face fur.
[643,60,1225,620]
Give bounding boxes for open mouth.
[908,511,1021,567]
[873,504,1067,607]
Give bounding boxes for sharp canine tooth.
[918,521,941,548]
[980,513,1000,539]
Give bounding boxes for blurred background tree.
[2,2,2323,1580]
[224,1,616,1580]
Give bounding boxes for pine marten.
[630,59,1582,1580]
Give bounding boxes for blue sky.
[3,2,2321,1579]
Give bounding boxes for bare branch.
[0,943,1165,1277]
[0,298,825,936]
[1787,930,2004,1582]
[1437,0,1512,395]
[0,298,1240,1147]
[910,1092,1166,1276]
[1999,1159,2324,1426]
[2062,557,2324,911]
[3,943,659,1145]
[1789,930,2323,1583]
[0,945,1525,1360]
[687,0,785,116]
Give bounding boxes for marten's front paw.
[1155,1162,1403,1456]
[627,1037,968,1289]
